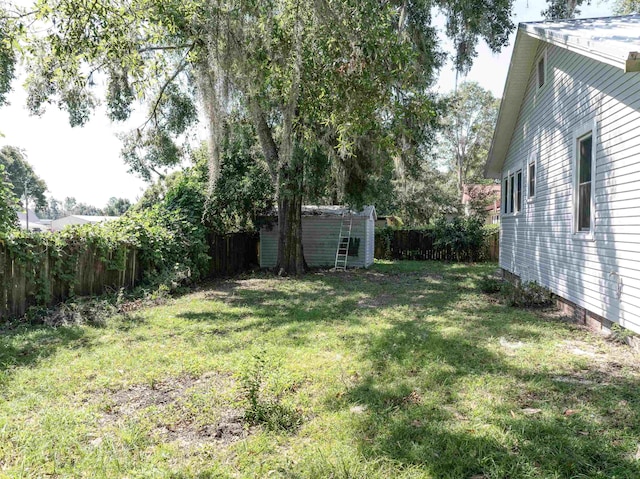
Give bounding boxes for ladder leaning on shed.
[334,211,353,271]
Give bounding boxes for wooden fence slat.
[374,229,499,262]
[1,232,259,322]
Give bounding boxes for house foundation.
[501,268,615,335]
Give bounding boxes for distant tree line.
[0,145,132,224]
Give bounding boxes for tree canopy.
[4,0,516,272]
[104,197,132,216]
[0,164,18,233]
[0,145,48,211]
[438,82,499,202]
[613,0,640,14]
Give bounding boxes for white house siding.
[260,216,372,268]
[501,41,640,333]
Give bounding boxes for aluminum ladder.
[334,212,353,271]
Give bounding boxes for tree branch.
[249,97,278,185]
[138,44,195,53]
[139,45,194,131]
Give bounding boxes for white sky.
[0,0,612,208]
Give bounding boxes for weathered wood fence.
[0,232,259,321]
[375,230,499,262]
[208,232,258,276]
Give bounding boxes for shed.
[485,15,640,334]
[260,205,377,269]
[51,215,120,231]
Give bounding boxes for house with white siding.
[485,16,640,335]
[260,205,376,269]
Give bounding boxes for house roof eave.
[485,29,539,179]
[485,15,640,179]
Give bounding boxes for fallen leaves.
[521,408,542,415]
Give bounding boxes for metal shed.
[260,205,377,269]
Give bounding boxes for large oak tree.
[6,0,514,273]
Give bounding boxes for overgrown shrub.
[500,281,553,307]
[0,201,210,321]
[432,216,486,261]
[478,276,503,294]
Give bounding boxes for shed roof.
[301,205,376,219]
[485,15,640,179]
[266,205,376,219]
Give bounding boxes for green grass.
[1,261,639,478]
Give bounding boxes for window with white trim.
[503,169,523,215]
[573,120,597,236]
[509,174,515,213]
[503,176,508,214]
[537,50,547,89]
[528,153,536,200]
[515,170,522,213]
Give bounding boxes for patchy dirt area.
[93,372,250,447]
[357,294,394,308]
[556,337,640,381]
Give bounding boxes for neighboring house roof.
[51,215,121,231]
[68,215,120,222]
[461,184,501,205]
[485,15,640,179]
[17,209,49,231]
[16,209,41,225]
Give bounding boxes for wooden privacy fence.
[375,229,500,262]
[375,230,453,260]
[207,232,258,276]
[0,232,259,321]
[0,243,139,320]
[484,231,499,262]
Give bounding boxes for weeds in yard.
[609,323,637,345]
[500,280,554,307]
[1,262,639,478]
[477,276,503,294]
[238,352,303,432]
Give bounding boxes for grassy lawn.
[1,261,639,478]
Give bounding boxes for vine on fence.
[0,204,211,318]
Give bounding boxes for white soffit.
[485,15,640,179]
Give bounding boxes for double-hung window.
[503,177,509,214]
[573,120,597,237]
[502,169,522,215]
[528,153,536,200]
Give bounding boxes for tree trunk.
[457,152,465,205]
[275,155,306,275]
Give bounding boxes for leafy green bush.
[478,276,503,294]
[0,200,211,321]
[500,281,553,307]
[433,216,486,261]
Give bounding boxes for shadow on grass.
[334,296,640,478]
[176,275,370,342]
[0,323,92,387]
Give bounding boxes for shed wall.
[365,217,375,267]
[500,41,640,333]
[260,216,372,268]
